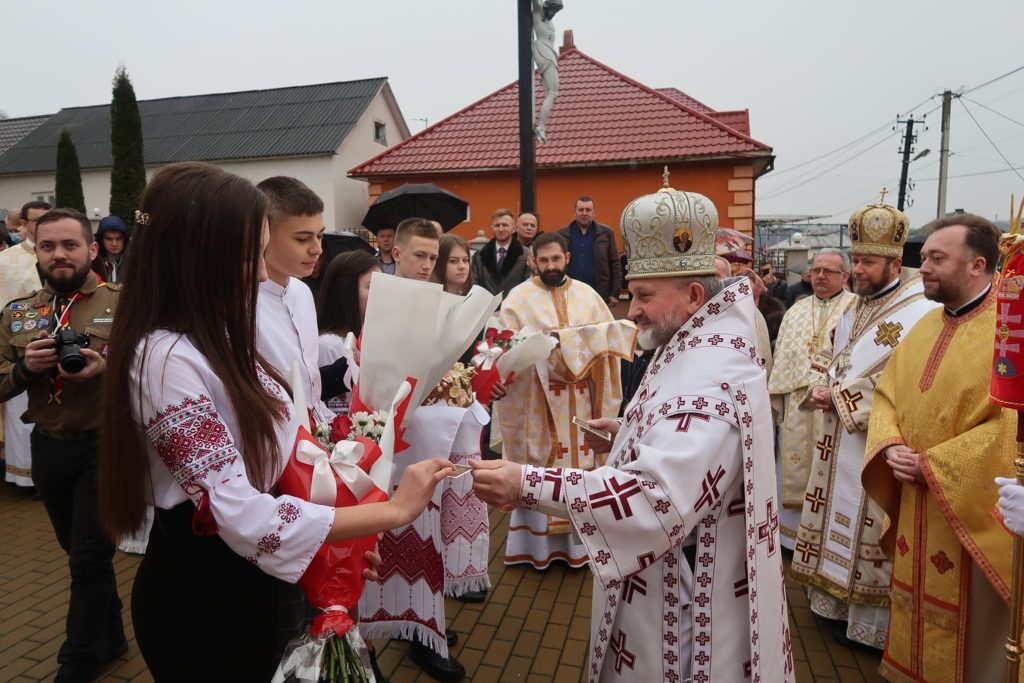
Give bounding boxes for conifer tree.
[109,65,146,228]
[55,128,86,213]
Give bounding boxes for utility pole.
[896,117,924,211]
[517,0,537,214]
[936,90,953,219]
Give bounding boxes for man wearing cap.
[95,216,130,283]
[473,180,793,682]
[768,249,855,550]
[789,202,938,650]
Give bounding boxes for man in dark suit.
[471,208,530,298]
[557,196,622,307]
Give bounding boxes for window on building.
[374,121,387,146]
[34,192,55,205]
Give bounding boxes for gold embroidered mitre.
[848,202,909,258]
[620,175,718,280]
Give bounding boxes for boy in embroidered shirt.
[255,176,332,422]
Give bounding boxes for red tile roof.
[351,48,771,178]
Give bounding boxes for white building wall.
[332,91,408,232]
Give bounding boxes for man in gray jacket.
[471,208,530,298]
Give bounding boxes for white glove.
[996,477,1024,536]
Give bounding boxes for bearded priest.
[473,179,794,683]
[790,200,939,650]
[863,214,1018,682]
[493,231,637,570]
[769,249,855,549]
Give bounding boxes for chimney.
[561,29,575,54]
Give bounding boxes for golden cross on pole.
[879,187,889,204]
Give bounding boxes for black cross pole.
[517,0,536,214]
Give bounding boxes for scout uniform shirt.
[0,271,118,435]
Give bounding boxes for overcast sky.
[4,0,1023,229]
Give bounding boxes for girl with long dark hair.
[431,234,473,295]
[316,251,379,414]
[98,162,452,681]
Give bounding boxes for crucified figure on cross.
[532,0,563,143]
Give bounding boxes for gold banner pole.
[1006,424,1024,682]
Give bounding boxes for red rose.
[497,329,514,342]
[485,327,498,343]
[330,414,353,444]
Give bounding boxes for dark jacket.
[557,222,622,303]
[470,238,530,299]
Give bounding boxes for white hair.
[814,248,850,272]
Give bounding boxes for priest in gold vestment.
[769,249,854,548]
[494,233,636,569]
[863,215,1019,683]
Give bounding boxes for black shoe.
[409,640,465,682]
[446,629,458,647]
[368,647,390,683]
[102,639,129,663]
[456,589,486,603]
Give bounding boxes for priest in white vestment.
[494,231,636,569]
[473,181,794,683]
[791,201,939,649]
[0,203,46,488]
[768,249,854,548]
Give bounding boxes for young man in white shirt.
[254,176,332,421]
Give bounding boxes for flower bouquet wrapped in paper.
[469,318,558,403]
[273,365,414,683]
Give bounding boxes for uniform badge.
[38,306,52,317]
[12,311,23,320]
[23,319,36,332]
[37,318,49,330]
[25,311,38,319]
[10,303,26,311]
[32,302,44,309]
[92,317,114,325]
[11,321,22,333]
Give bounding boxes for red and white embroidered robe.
[358,402,488,657]
[519,280,794,683]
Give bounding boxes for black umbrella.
[361,183,469,233]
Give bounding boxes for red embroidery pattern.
[277,502,301,524]
[256,363,292,421]
[896,534,910,556]
[145,395,237,485]
[930,550,955,574]
[376,526,445,594]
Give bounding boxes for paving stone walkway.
[0,481,883,682]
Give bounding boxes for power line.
[917,166,1024,181]
[761,94,937,181]
[957,98,1024,184]
[962,64,1024,96]
[961,96,1024,129]
[760,132,898,200]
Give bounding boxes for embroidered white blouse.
[131,330,335,583]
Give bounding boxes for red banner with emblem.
[991,197,1024,408]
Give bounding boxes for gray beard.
[637,314,684,350]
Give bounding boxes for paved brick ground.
[0,481,884,682]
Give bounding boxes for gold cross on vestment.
[879,187,889,204]
[874,320,904,348]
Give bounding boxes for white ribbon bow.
[341,332,360,390]
[471,339,504,371]
[296,439,375,506]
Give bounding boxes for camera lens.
[59,347,86,373]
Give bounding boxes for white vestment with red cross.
[520,280,793,683]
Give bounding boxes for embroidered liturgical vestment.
[519,281,793,683]
[791,275,938,649]
[494,276,635,569]
[0,241,39,486]
[768,290,855,547]
[864,289,1020,682]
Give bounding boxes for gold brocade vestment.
[863,288,1020,683]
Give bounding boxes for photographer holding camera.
[0,208,125,681]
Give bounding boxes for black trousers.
[132,502,304,682]
[30,430,125,681]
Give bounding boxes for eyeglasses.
[807,267,845,277]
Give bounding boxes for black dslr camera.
[49,328,91,373]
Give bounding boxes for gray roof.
[0,115,49,157]
[0,79,388,175]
